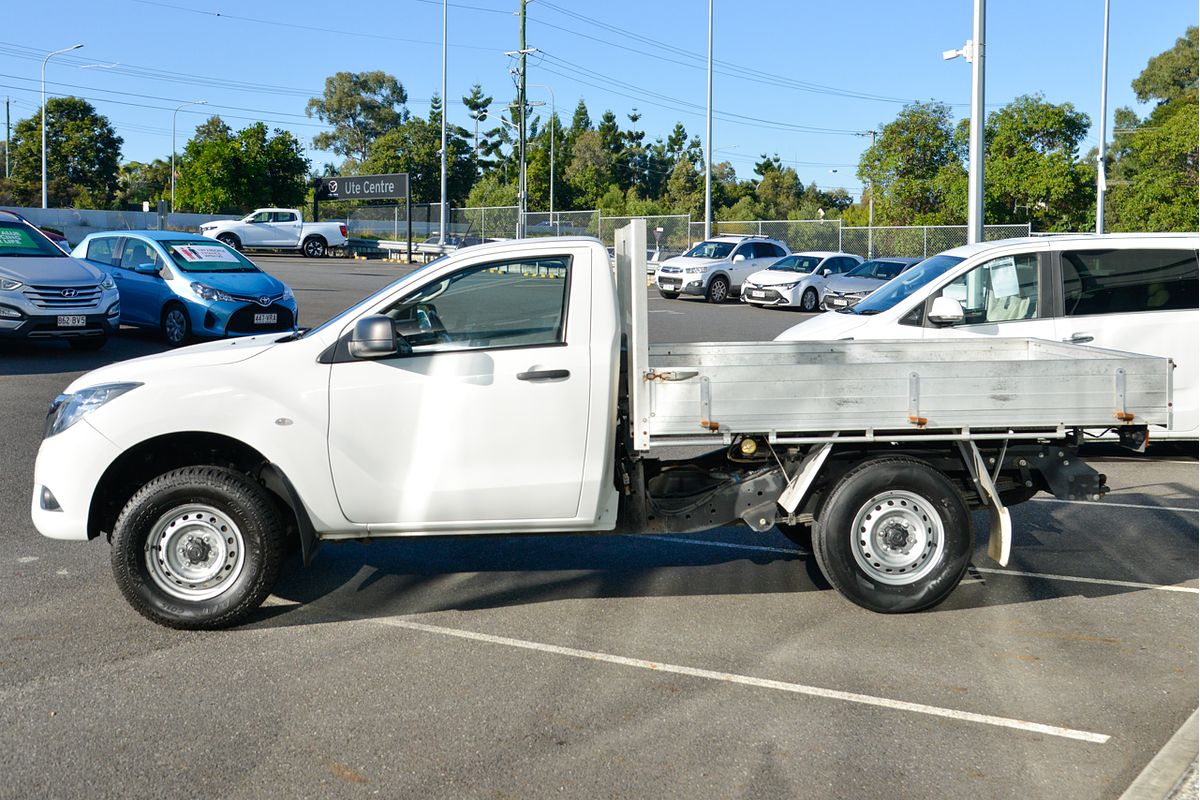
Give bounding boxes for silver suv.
[0,211,119,350]
[653,235,790,303]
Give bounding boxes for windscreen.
[0,221,67,258]
[163,241,259,273]
[683,241,734,259]
[847,255,964,314]
[768,255,822,273]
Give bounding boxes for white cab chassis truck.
[200,208,348,258]
[31,223,1172,628]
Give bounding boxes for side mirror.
[732,254,746,263]
[134,262,160,275]
[821,268,831,276]
[348,314,409,359]
[928,295,965,327]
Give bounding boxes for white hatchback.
[741,251,864,311]
[775,233,1200,439]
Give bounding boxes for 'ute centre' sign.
[316,173,408,201]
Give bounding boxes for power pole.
[703,0,713,239]
[518,0,527,237]
[439,0,448,245]
[4,97,9,179]
[1096,0,1110,233]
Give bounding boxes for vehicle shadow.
[256,530,827,627]
[0,328,169,376]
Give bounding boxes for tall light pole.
[943,0,986,244]
[530,83,555,227]
[703,0,714,239]
[856,130,878,257]
[172,100,206,212]
[41,44,83,209]
[439,0,448,245]
[1096,0,1111,233]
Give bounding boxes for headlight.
[774,281,801,290]
[280,285,294,301]
[99,274,115,290]
[45,382,142,438]
[684,266,708,274]
[191,282,234,302]
[0,277,23,291]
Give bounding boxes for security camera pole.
[943,0,986,244]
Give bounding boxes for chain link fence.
[524,210,601,238]
[716,219,841,252]
[601,214,692,254]
[839,224,1031,259]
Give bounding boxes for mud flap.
[956,442,1011,567]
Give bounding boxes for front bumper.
[32,418,120,541]
[741,285,797,306]
[655,274,707,296]
[0,310,118,341]
[821,293,866,311]
[187,298,299,338]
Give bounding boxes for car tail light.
[339,224,348,238]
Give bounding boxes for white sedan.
[740,251,864,311]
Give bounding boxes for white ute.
[31,222,1173,629]
[200,208,348,258]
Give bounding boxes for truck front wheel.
[110,466,286,629]
[216,233,241,251]
[302,236,327,258]
[812,457,972,613]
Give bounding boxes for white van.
[776,234,1199,439]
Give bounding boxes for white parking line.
[635,534,1198,594]
[1031,498,1198,513]
[369,616,1110,744]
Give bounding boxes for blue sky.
[1,0,1195,202]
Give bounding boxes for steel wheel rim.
[145,503,246,601]
[164,310,187,343]
[850,489,944,586]
[711,280,727,302]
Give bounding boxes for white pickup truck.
[200,208,348,258]
[31,223,1172,629]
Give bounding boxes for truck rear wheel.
[812,457,972,613]
[302,236,327,258]
[110,466,285,630]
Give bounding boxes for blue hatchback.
[72,231,297,346]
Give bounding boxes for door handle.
[1063,333,1094,344]
[517,369,570,381]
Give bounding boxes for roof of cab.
[79,230,212,242]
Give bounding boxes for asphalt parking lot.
[1,254,1196,800]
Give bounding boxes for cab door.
[327,250,593,527]
[240,211,272,246]
[922,250,1057,341]
[265,211,302,246]
[114,238,171,327]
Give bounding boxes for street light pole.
[172,100,207,213]
[439,0,448,246]
[41,44,83,209]
[857,129,878,257]
[943,0,986,244]
[531,83,555,227]
[703,0,714,239]
[1096,0,1110,233]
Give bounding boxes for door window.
[86,237,120,265]
[249,211,271,223]
[732,244,754,261]
[119,240,163,272]
[937,253,1040,324]
[270,211,298,223]
[1061,248,1198,316]
[380,257,570,352]
[753,242,785,259]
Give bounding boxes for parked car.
[654,235,790,303]
[199,208,348,258]
[72,231,297,346]
[821,257,922,311]
[0,210,118,350]
[740,251,864,311]
[776,233,1200,439]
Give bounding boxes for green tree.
[1108,26,1198,232]
[115,159,171,209]
[306,71,408,168]
[7,97,122,207]
[857,101,961,225]
[461,84,494,163]
[564,129,613,209]
[176,117,310,213]
[361,114,474,205]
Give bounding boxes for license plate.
[750,290,766,298]
[253,313,278,325]
[828,298,846,307]
[661,280,679,289]
[57,315,86,327]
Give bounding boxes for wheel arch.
[216,231,242,248]
[88,431,315,561]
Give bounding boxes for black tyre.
[706,276,730,304]
[217,233,241,251]
[801,288,819,312]
[657,289,680,300]
[68,335,107,351]
[110,466,285,630]
[302,236,327,258]
[161,303,191,347]
[812,457,972,613]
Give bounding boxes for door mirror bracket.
[348,314,410,359]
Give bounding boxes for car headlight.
[190,282,235,302]
[280,285,294,301]
[0,277,23,291]
[45,382,142,438]
[99,274,115,291]
[684,266,708,274]
[774,281,801,290]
